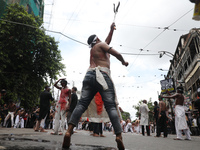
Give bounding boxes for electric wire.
[126,8,194,73]
[0,18,88,46]
[0,18,164,56]
[57,0,83,41]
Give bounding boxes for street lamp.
[158,51,174,58]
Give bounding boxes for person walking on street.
[156,96,168,138]
[153,101,159,134]
[139,100,150,136]
[67,87,78,125]
[62,22,128,150]
[34,85,53,132]
[161,86,191,140]
[3,99,16,127]
[52,79,71,135]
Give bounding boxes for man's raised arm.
[105,23,115,45]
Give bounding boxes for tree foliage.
[121,111,131,121]
[133,98,154,122]
[0,4,65,108]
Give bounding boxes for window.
[184,62,188,71]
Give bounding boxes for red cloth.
[59,88,69,110]
[94,92,104,115]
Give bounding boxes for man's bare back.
[174,93,184,106]
[90,42,110,68]
[89,40,128,69]
[8,102,16,112]
[159,101,167,111]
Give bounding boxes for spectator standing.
[161,86,191,140]
[3,99,16,127]
[139,100,150,136]
[35,85,53,132]
[51,79,71,135]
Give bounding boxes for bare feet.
[173,138,182,140]
[40,130,48,132]
[51,132,57,135]
[40,128,47,132]
[59,132,63,135]
[115,137,125,150]
[34,126,39,132]
[62,132,71,149]
[100,134,106,137]
[93,133,99,137]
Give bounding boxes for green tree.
[121,111,131,121]
[0,4,65,108]
[133,98,154,122]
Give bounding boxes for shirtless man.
[161,86,191,140]
[3,99,16,127]
[52,79,71,135]
[62,23,128,149]
[156,96,168,137]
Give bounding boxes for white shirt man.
[139,100,150,136]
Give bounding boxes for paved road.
[0,127,200,150]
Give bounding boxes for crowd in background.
[0,88,200,137]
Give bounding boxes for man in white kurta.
[139,100,150,136]
[161,86,191,140]
[175,105,191,140]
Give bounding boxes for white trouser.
[65,118,68,130]
[14,115,24,128]
[52,119,55,129]
[20,118,24,128]
[175,105,191,140]
[78,122,82,130]
[176,128,191,139]
[125,123,133,133]
[4,112,14,127]
[40,114,47,129]
[54,103,67,134]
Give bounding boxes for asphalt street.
[0,128,200,150]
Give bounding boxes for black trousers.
[93,122,103,135]
[156,111,168,137]
[142,125,150,136]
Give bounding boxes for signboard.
[160,78,175,94]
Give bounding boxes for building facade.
[167,28,200,103]
[0,0,44,19]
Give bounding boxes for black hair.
[44,85,50,89]
[1,89,6,94]
[197,92,200,97]
[72,87,77,91]
[60,79,68,85]
[177,86,184,94]
[154,101,158,105]
[87,34,97,48]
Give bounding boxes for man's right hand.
[122,61,129,67]
[111,22,115,30]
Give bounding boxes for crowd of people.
[1,22,200,150]
[1,85,200,150]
